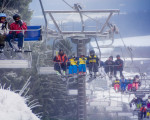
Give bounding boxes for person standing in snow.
[0,13,9,52]
[6,14,27,52]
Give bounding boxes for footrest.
[0,60,31,68]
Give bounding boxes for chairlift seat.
[0,60,31,68]
[14,26,42,41]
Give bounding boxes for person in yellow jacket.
[79,55,87,75]
[68,55,77,75]
[87,50,99,78]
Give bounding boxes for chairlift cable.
[94,37,101,61]
[62,0,101,24]
[119,32,141,73]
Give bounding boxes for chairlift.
[0,26,42,69]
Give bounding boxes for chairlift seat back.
[14,26,42,41]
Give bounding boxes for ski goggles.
[14,17,20,21]
[0,17,6,19]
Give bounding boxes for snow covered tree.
[0,0,32,23]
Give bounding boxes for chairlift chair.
[0,26,42,69]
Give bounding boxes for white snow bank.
[0,89,40,120]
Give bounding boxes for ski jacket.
[133,78,140,83]
[87,55,99,64]
[114,80,120,85]
[127,79,133,84]
[115,59,123,70]
[69,57,77,65]
[9,20,27,34]
[120,78,127,84]
[105,60,114,66]
[53,54,68,64]
[140,107,146,112]
[79,57,87,65]
[0,21,9,35]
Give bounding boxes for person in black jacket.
[104,56,114,77]
[114,55,124,78]
[87,50,99,78]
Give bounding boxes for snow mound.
[0,89,40,120]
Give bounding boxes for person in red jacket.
[6,14,27,51]
[53,49,68,75]
[140,105,147,119]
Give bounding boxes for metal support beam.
[74,4,85,32]
[44,10,120,13]
[100,12,113,33]
[48,12,63,39]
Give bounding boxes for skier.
[87,50,99,79]
[114,55,124,78]
[78,55,87,75]
[114,78,120,92]
[6,14,27,52]
[120,76,127,92]
[53,49,68,75]
[104,56,114,78]
[130,97,143,109]
[68,55,77,76]
[0,13,9,52]
[127,78,133,91]
[146,96,150,118]
[140,105,147,119]
[132,75,140,91]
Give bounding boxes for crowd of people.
[0,13,27,52]
[130,96,150,119]
[113,75,141,92]
[53,49,125,79]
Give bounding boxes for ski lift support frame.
[44,10,120,38]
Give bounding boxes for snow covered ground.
[0,88,40,120]
[90,35,150,48]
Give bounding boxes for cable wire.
[61,0,102,25]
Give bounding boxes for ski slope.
[91,35,150,47]
[0,88,40,120]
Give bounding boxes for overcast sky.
[29,0,150,24]
[29,0,150,46]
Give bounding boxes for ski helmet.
[13,14,21,20]
[109,56,113,59]
[0,13,6,18]
[59,49,64,55]
[116,55,120,58]
[90,50,95,55]
[135,75,139,79]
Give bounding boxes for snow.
[90,35,150,48]
[0,89,40,120]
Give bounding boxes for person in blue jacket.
[120,76,127,92]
